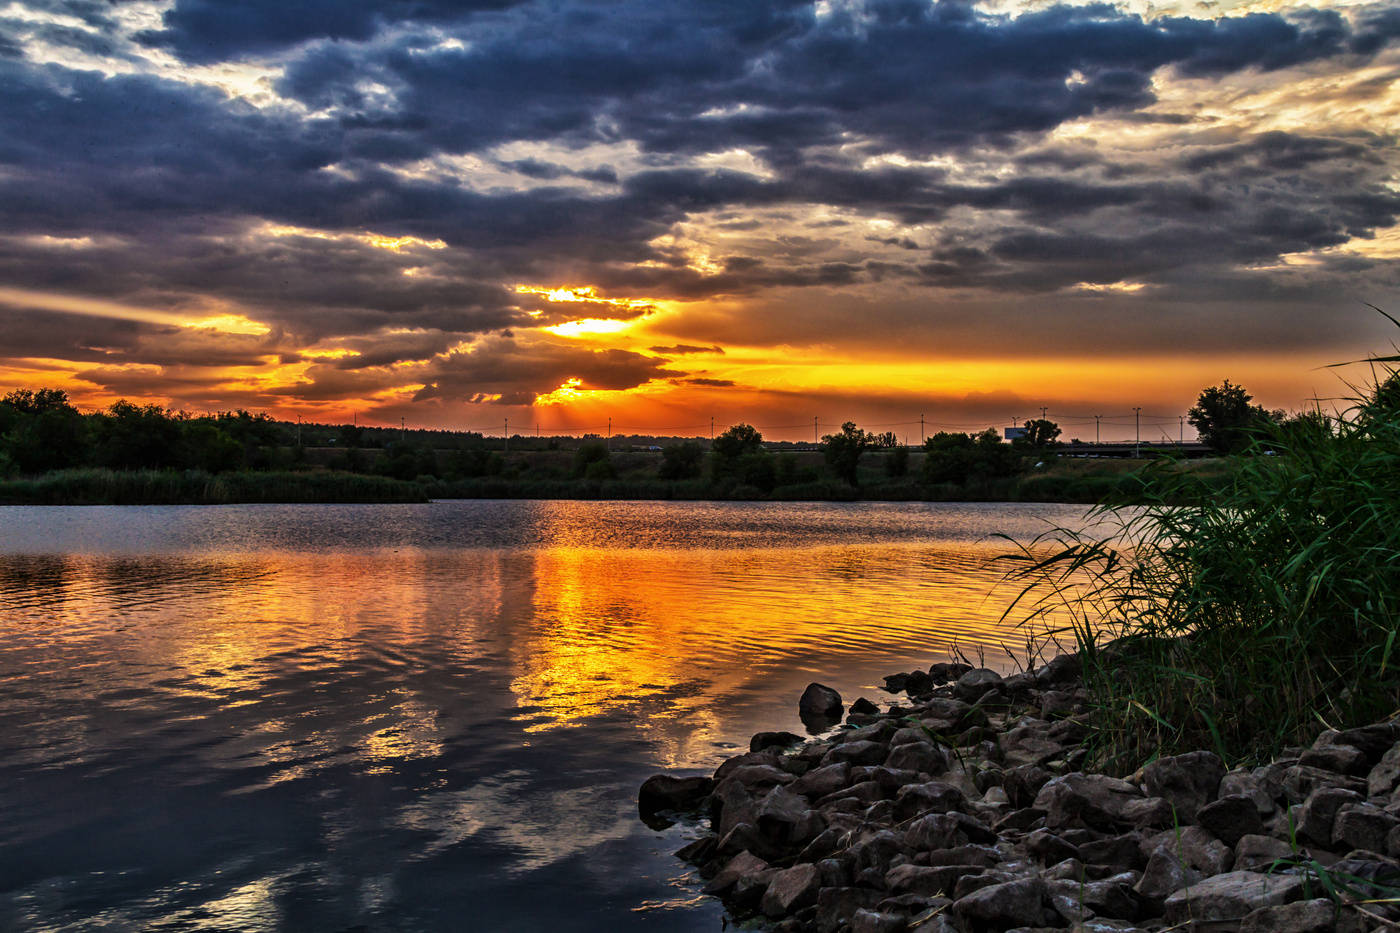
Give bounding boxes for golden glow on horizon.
[261,223,448,252]
[543,318,633,337]
[179,314,272,336]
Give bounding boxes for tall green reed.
[1003,348,1400,773]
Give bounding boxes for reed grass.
[1003,363,1400,772]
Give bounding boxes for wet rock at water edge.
[800,682,844,731]
[751,730,805,753]
[638,773,714,827]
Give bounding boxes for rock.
[1297,786,1363,846]
[885,864,973,897]
[1079,832,1147,871]
[1027,829,1080,865]
[727,763,796,788]
[1134,848,1202,901]
[1040,689,1083,719]
[929,662,974,683]
[792,762,851,798]
[894,781,966,821]
[1240,898,1350,933]
[905,811,996,849]
[815,888,885,933]
[850,909,905,933]
[954,668,1004,701]
[1300,743,1369,776]
[751,731,805,752]
[1035,773,1174,832]
[638,774,714,824]
[1332,722,1400,763]
[1162,870,1306,926]
[761,863,822,918]
[1142,751,1225,821]
[1334,802,1400,853]
[1004,764,1054,808]
[1002,723,1068,768]
[1369,743,1400,799]
[1144,825,1233,875]
[883,672,912,693]
[1047,877,1141,923]
[702,850,770,895]
[1217,769,1279,817]
[674,834,717,865]
[800,682,844,729]
[1233,833,1295,872]
[1197,794,1265,846]
[1282,764,1367,803]
[824,740,890,767]
[953,877,1051,929]
[886,741,949,775]
[850,697,881,716]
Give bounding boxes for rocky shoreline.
[638,656,1400,932]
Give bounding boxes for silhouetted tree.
[1016,418,1061,449]
[1189,381,1272,454]
[0,388,88,473]
[711,423,774,491]
[658,441,704,480]
[822,421,870,486]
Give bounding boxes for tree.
[923,429,1023,485]
[1016,418,1061,449]
[711,423,775,491]
[822,421,869,487]
[1188,381,1272,454]
[1,388,88,473]
[658,441,704,480]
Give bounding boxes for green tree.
[1016,418,1061,449]
[658,441,704,480]
[1,388,88,473]
[710,424,774,491]
[822,421,870,487]
[573,441,614,479]
[96,401,181,470]
[1188,380,1272,454]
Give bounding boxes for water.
[0,499,1096,932]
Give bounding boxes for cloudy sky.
[1,0,1398,440]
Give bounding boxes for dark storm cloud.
[649,344,725,356]
[411,338,683,405]
[1,0,1397,398]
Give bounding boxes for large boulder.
[1034,773,1174,832]
[800,682,844,729]
[1162,871,1306,926]
[638,774,713,826]
[1197,794,1265,846]
[952,877,1052,930]
[760,863,822,918]
[1142,751,1225,821]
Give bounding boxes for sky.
[1,0,1398,442]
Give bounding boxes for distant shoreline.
[0,460,1222,506]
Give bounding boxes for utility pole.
[1094,414,1102,445]
[710,416,714,441]
[296,413,302,448]
[504,417,509,454]
[1040,406,1048,421]
[1133,407,1142,458]
[813,416,818,445]
[401,416,405,441]
[920,413,925,444]
[607,416,611,450]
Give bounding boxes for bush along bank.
[639,658,1400,932]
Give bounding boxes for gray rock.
[1298,786,1363,846]
[792,762,851,799]
[1047,877,1140,922]
[751,731,805,753]
[1300,743,1369,776]
[1143,825,1233,875]
[1282,764,1367,803]
[929,662,974,683]
[1233,833,1295,872]
[1040,689,1083,719]
[850,697,881,716]
[760,863,822,918]
[638,773,714,823]
[702,850,769,894]
[1162,871,1306,925]
[1334,802,1400,853]
[905,811,996,850]
[711,778,758,836]
[1027,829,1080,865]
[727,763,796,788]
[1142,751,1225,821]
[1079,832,1147,870]
[1134,848,1202,901]
[893,781,966,821]
[824,740,889,767]
[850,909,905,933]
[886,741,948,775]
[799,682,843,719]
[1197,793,1265,846]
[953,877,1051,929]
[1034,773,1173,832]
[1218,769,1279,816]
[1034,653,1083,687]
[1369,743,1400,800]
[1240,897,1350,933]
[816,888,885,933]
[885,864,973,897]
[954,668,1004,701]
